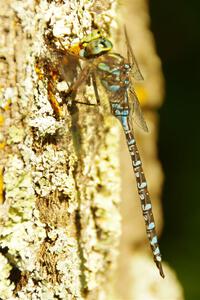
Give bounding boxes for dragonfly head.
[80,30,113,58]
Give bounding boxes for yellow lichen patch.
[134,84,149,106]
[0,142,5,149]
[0,167,4,204]
[0,98,11,111]
[0,114,4,126]
[3,99,11,111]
[0,114,5,150]
[34,64,44,80]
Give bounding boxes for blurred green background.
[150,1,200,299]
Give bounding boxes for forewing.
[59,53,80,84]
[66,64,93,97]
[129,89,148,132]
[124,26,144,81]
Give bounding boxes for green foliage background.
[150,1,200,299]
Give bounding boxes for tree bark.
[0,1,121,299]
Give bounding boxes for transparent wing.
[65,64,93,97]
[124,26,144,81]
[129,89,148,132]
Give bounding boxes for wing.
[124,26,144,81]
[65,64,93,96]
[129,89,148,132]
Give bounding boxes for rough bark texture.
[0,0,184,300]
[0,1,120,299]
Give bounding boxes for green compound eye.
[81,37,113,58]
[80,30,113,58]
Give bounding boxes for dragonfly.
[44,27,165,278]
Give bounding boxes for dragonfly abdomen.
[111,103,164,278]
[125,122,164,278]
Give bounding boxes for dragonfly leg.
[47,78,63,118]
[64,68,100,107]
[91,72,101,105]
[64,64,92,97]
[35,62,63,118]
[72,100,98,106]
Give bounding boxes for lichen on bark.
[0,0,121,299]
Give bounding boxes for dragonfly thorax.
[97,53,131,93]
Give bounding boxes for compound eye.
[99,41,106,48]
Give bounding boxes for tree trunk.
[0,0,183,300]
